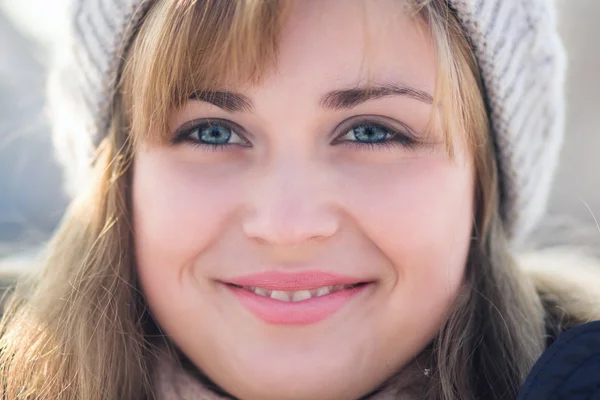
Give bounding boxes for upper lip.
[223,271,372,291]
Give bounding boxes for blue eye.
[173,119,246,148]
[348,124,389,143]
[335,121,416,149]
[194,124,232,144]
[189,123,245,145]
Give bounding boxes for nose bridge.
[242,154,339,246]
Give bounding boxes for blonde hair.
[0,1,566,399]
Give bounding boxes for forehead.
[264,0,436,96]
[126,0,440,143]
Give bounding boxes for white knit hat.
[49,0,566,246]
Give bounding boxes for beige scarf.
[155,356,429,400]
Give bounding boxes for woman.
[0,0,598,399]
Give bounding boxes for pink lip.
[223,271,371,325]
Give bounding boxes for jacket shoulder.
[518,320,600,400]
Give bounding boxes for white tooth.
[270,290,291,302]
[253,287,269,297]
[291,290,312,302]
[315,286,332,297]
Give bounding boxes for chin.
[202,352,391,400]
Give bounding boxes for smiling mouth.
[223,271,374,324]
[227,283,369,302]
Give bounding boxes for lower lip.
[227,284,369,325]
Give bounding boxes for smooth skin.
[134,0,475,399]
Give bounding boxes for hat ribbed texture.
[49,0,566,246]
[49,0,153,195]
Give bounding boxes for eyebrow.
[320,83,433,109]
[189,82,433,113]
[190,91,253,112]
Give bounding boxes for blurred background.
[0,0,599,262]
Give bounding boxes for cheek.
[340,156,474,336]
[343,156,473,266]
[132,149,250,342]
[132,150,245,268]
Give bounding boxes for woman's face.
[134,0,474,398]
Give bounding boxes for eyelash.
[333,123,417,150]
[172,119,249,152]
[172,118,419,151]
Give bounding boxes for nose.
[242,160,340,247]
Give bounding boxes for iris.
[197,124,232,145]
[350,124,389,143]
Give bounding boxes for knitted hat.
[49,0,566,246]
